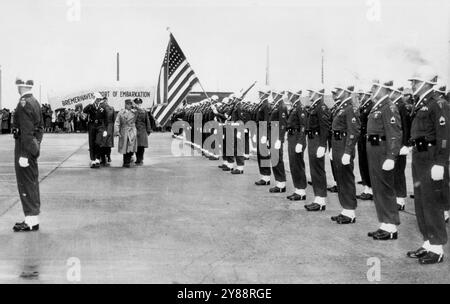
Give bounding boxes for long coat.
[135,108,152,148]
[101,104,116,148]
[114,109,137,154]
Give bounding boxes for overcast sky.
[0,0,449,109]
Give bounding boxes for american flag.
[153,34,199,126]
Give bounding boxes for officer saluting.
[286,91,307,201]
[406,66,450,264]
[329,86,360,224]
[366,80,402,240]
[12,78,44,232]
[83,93,107,168]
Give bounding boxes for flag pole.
[166,27,210,101]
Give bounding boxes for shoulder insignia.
[439,116,446,126]
[390,117,396,124]
[322,105,326,111]
[351,117,356,124]
[301,113,305,118]
[390,106,397,113]
[420,107,428,111]
[281,113,286,119]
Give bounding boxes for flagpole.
[166,27,210,101]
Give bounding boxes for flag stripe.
[156,75,198,125]
[168,70,195,101]
[158,79,197,126]
[168,62,189,91]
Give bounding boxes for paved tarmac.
[0,132,449,284]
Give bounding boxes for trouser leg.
[358,136,371,187]
[413,149,448,245]
[288,135,306,189]
[136,147,145,163]
[88,125,97,161]
[332,138,357,210]
[271,143,286,182]
[367,142,399,225]
[308,137,327,197]
[15,146,40,216]
[394,154,407,198]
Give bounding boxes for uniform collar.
[360,97,373,109]
[415,88,435,109]
[310,98,322,110]
[335,97,352,112]
[371,95,390,111]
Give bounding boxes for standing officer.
[366,80,402,240]
[435,83,450,223]
[329,86,360,224]
[12,78,44,232]
[228,98,250,174]
[406,67,450,264]
[268,91,289,193]
[286,91,307,201]
[134,98,152,166]
[304,88,330,211]
[254,91,272,186]
[356,89,374,200]
[327,88,341,193]
[100,97,116,166]
[389,87,412,211]
[83,92,107,168]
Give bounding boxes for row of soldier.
[172,66,450,265]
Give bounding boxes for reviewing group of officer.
[9,80,152,234]
[174,65,450,265]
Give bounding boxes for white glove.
[295,144,303,153]
[431,165,444,181]
[252,134,257,143]
[382,159,395,171]
[316,146,326,158]
[103,131,108,137]
[274,140,281,150]
[261,136,267,144]
[341,153,350,165]
[329,149,333,161]
[213,129,218,135]
[399,146,409,156]
[19,157,29,168]
[237,132,242,139]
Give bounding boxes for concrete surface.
[0,132,449,284]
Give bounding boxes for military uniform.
[101,103,116,165]
[228,101,251,173]
[357,97,374,195]
[410,91,450,248]
[83,100,107,166]
[13,92,44,230]
[306,99,330,198]
[328,100,341,192]
[269,99,288,191]
[135,106,152,165]
[393,96,412,206]
[255,99,271,183]
[287,100,307,199]
[366,95,402,236]
[331,97,360,220]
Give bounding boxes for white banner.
[48,86,156,110]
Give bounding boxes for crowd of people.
[172,66,450,265]
[0,102,158,135]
